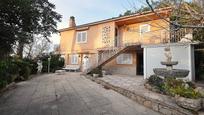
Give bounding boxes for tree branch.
[146,0,204,28]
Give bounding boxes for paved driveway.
[0,73,160,115]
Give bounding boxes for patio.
[86,74,197,115]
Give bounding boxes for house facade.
[59,8,172,76]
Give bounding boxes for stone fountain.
[153,46,189,78]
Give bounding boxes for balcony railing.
[170,28,193,43]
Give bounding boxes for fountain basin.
[153,68,189,78]
[161,61,178,66]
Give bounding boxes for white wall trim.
[143,48,147,79]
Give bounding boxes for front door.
[195,50,204,81]
[82,54,89,72]
[137,52,144,75]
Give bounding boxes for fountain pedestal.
[153,46,189,78]
[161,61,178,70]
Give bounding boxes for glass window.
[116,53,133,64]
[140,24,150,34]
[76,31,87,43]
[71,54,78,64]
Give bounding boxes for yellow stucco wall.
[60,21,115,54]
[59,18,169,66]
[119,19,168,45]
[60,19,168,54]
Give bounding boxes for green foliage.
[147,75,165,93]
[49,54,65,73]
[39,54,64,73]
[147,75,201,99]
[23,58,38,74]
[14,59,31,81]
[90,67,103,77]
[0,57,41,89]
[0,58,19,88]
[0,0,62,58]
[164,78,201,99]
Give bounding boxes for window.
[116,53,132,64]
[140,24,150,35]
[76,31,87,43]
[71,54,78,64]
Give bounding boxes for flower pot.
[93,74,99,78]
[175,96,202,111]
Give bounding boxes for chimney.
[69,16,76,27]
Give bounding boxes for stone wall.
[85,75,196,115]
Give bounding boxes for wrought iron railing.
[85,28,193,74]
[170,28,193,42]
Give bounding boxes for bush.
[90,67,103,77]
[40,54,64,73]
[147,75,201,99]
[147,75,165,93]
[50,54,64,72]
[0,57,39,89]
[23,58,38,74]
[164,78,201,99]
[0,59,19,88]
[14,59,31,81]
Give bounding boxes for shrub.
[147,75,165,93]
[164,78,201,99]
[147,75,201,99]
[40,54,64,73]
[50,54,64,72]
[0,59,19,88]
[14,59,31,81]
[23,58,38,74]
[90,67,103,77]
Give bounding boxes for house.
[59,7,174,77]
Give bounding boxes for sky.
[49,0,144,45]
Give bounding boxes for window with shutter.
[76,31,87,43]
[116,53,132,64]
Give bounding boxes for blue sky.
[49,0,144,44]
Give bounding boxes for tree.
[0,0,61,59]
[24,36,51,59]
[145,0,204,41]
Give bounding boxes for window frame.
[70,54,78,64]
[139,24,150,35]
[76,31,87,43]
[116,53,133,65]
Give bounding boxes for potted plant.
[91,67,103,78]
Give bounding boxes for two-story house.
[59,7,171,76]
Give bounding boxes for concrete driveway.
[0,73,160,115]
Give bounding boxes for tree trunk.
[17,40,24,58]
